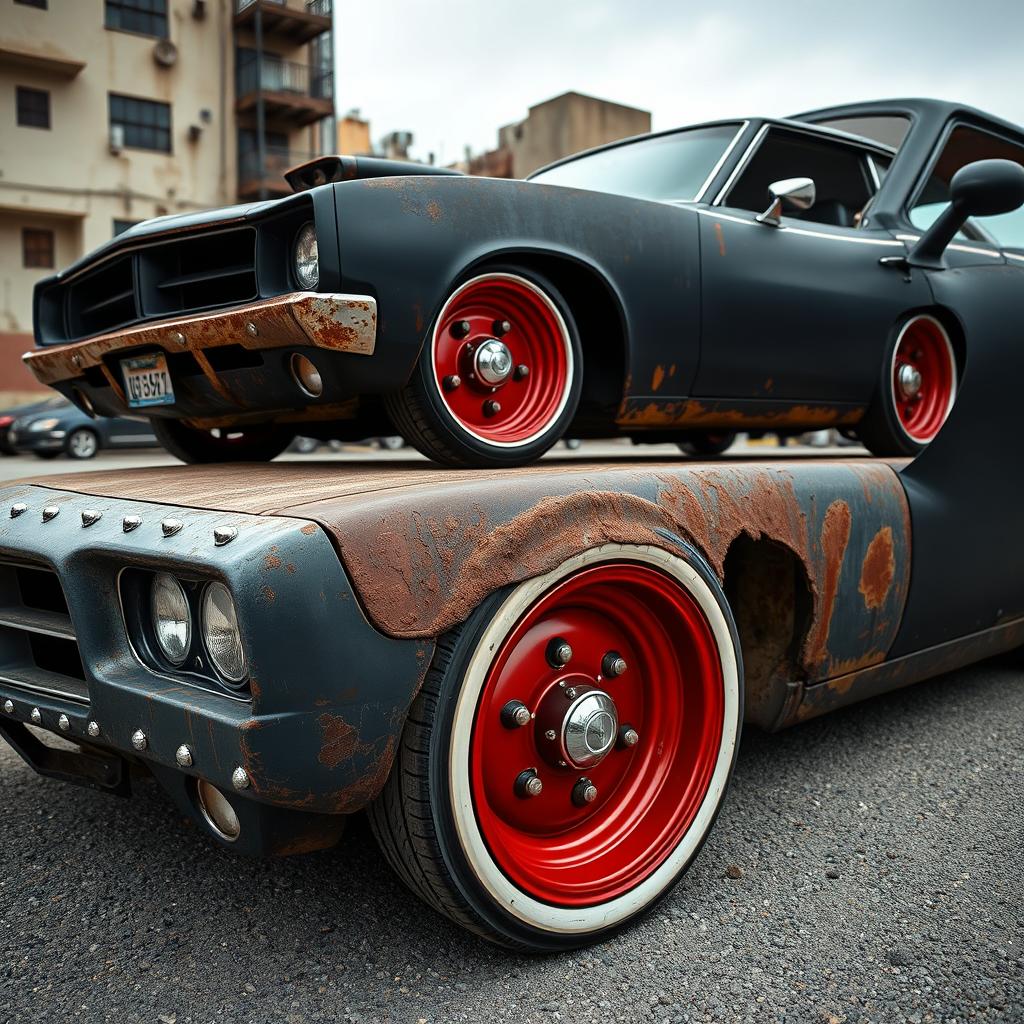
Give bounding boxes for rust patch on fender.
[860,527,895,609]
[318,713,359,769]
[802,499,852,670]
[651,365,666,392]
[714,221,727,256]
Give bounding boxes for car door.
[694,125,933,404]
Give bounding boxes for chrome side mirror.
[756,177,816,226]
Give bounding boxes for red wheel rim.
[892,316,957,443]
[431,273,573,446]
[469,562,725,907]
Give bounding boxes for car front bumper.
[0,482,430,856]
[9,428,66,454]
[22,292,380,429]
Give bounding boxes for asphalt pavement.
[0,660,1021,1023]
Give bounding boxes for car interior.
[724,128,881,227]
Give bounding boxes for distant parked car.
[0,396,66,455]
[8,400,158,460]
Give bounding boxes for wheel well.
[722,535,813,730]
[472,254,628,433]
[899,306,967,379]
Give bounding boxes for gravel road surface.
[1,659,1020,1024]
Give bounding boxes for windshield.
[529,124,742,202]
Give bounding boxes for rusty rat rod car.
[1,213,1023,952]
[24,98,1024,468]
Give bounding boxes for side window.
[724,128,878,228]
[910,124,1024,251]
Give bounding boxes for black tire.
[856,314,958,457]
[385,267,583,468]
[676,431,738,457]
[33,451,60,460]
[367,544,743,951]
[66,427,100,460]
[150,419,293,464]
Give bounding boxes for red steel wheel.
[468,561,726,906]
[890,315,958,444]
[429,273,575,446]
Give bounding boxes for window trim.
[713,121,897,213]
[15,85,50,130]
[103,0,169,40]
[22,228,55,269]
[108,91,173,154]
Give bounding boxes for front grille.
[66,255,138,339]
[0,561,88,705]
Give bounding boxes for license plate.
[121,353,175,408]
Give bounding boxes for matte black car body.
[24,98,1024,458]
[8,400,157,459]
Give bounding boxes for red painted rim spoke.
[431,274,572,446]
[469,562,725,907]
[892,317,957,443]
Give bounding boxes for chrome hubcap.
[71,432,96,456]
[473,339,514,385]
[561,688,619,768]
[897,362,922,398]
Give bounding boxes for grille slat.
[66,256,138,339]
[0,562,87,706]
[156,263,254,290]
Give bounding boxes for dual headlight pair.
[150,573,246,685]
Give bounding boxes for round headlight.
[151,573,191,666]
[202,582,246,684]
[293,222,319,290]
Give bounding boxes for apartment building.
[0,0,335,400]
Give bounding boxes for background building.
[461,91,651,179]
[0,0,335,404]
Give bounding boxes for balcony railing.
[236,0,332,14]
[238,146,316,196]
[237,55,333,101]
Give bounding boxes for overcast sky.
[337,0,1024,165]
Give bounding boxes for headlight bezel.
[292,221,319,291]
[200,581,247,687]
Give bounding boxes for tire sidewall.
[413,266,584,466]
[424,541,744,951]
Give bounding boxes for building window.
[109,93,171,152]
[22,229,55,269]
[14,0,48,8]
[16,86,50,129]
[113,219,140,236]
[104,0,168,38]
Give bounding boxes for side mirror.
[907,158,1024,268]
[756,177,816,226]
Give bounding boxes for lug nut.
[544,729,557,741]
[501,700,532,729]
[572,778,598,806]
[619,725,640,748]
[602,651,628,678]
[493,319,511,336]
[547,637,573,668]
[443,374,461,391]
[513,364,530,381]
[451,320,471,339]
[483,400,501,417]
[514,768,543,798]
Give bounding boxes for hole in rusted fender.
[723,536,813,731]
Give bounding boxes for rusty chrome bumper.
[22,291,377,389]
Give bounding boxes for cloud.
[337,0,1024,164]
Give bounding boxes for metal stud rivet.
[214,526,238,546]
[572,778,599,806]
[514,769,543,799]
[602,651,628,678]
[544,729,557,741]
[81,509,102,527]
[72,354,82,367]
[30,708,42,725]
[246,321,259,337]
[231,766,250,790]
[564,686,577,699]
[501,700,532,729]
[3,699,14,714]
[131,729,147,751]
[87,721,101,738]
[122,515,141,533]
[42,506,60,522]
[175,744,193,768]
[58,714,70,732]
[10,503,27,518]
[547,638,573,668]
[172,331,186,346]
[161,518,183,538]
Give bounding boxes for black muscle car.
[25,98,1024,467]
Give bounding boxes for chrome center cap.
[562,690,618,768]
[474,339,513,385]
[897,362,923,398]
